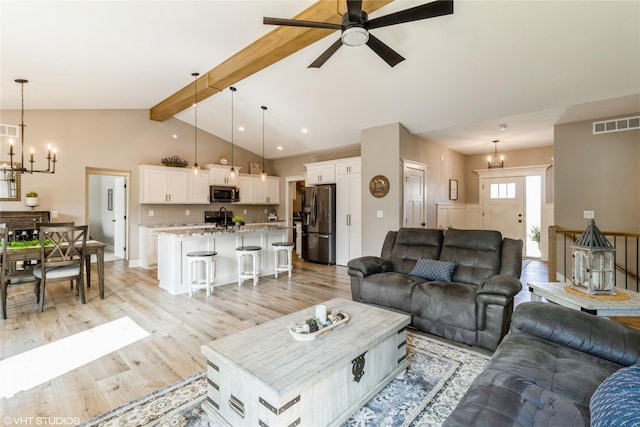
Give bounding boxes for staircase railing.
[548,226,639,291]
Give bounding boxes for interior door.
[113,176,127,258]
[403,165,425,228]
[482,177,525,243]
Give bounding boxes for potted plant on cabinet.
[25,191,39,209]
[232,215,244,227]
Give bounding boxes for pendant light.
[7,79,58,174]
[191,72,200,175]
[260,105,267,182]
[487,140,504,169]
[228,87,237,180]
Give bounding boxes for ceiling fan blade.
[308,38,343,68]
[366,34,405,67]
[263,17,341,30]
[368,0,454,29]
[347,0,363,22]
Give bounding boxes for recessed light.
[172,134,178,139]
[277,146,283,151]
[499,123,508,131]
[238,126,245,132]
[301,128,308,134]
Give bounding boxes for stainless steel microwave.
[210,186,239,203]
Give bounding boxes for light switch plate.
[377,210,383,218]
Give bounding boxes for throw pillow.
[409,259,457,282]
[590,363,640,427]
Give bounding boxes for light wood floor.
[0,257,552,423]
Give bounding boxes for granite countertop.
[157,223,291,237]
[142,220,286,229]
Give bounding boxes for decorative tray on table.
[288,309,349,341]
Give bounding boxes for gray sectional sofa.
[444,302,640,427]
[347,228,523,351]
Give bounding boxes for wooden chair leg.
[1,281,6,320]
[38,279,45,312]
[79,278,86,304]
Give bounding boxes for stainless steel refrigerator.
[301,184,336,264]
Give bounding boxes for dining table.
[3,240,107,299]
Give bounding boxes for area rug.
[79,331,490,427]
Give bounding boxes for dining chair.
[34,224,88,312]
[1,225,41,319]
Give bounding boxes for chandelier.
[7,79,58,174]
[487,140,504,169]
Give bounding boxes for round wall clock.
[369,175,390,198]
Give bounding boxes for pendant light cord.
[261,105,267,180]
[192,73,199,168]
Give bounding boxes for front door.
[482,176,525,243]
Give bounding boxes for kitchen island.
[157,224,290,295]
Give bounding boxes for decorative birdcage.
[571,220,615,295]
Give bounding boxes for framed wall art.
[369,175,390,198]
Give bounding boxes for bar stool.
[186,251,217,297]
[236,246,262,287]
[272,242,294,278]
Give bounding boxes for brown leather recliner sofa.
[347,228,523,351]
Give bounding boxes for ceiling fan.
[263,0,454,68]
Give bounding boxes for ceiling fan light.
[342,27,369,47]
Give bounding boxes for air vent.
[593,116,640,134]
[0,124,19,138]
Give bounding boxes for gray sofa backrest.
[382,228,444,274]
[439,229,502,286]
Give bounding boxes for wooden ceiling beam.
[149,0,393,122]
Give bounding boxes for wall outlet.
[185,209,190,216]
[265,209,268,214]
[584,210,594,219]
[243,209,247,214]
[149,210,154,217]
[51,210,58,219]
[377,210,383,218]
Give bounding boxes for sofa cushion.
[409,258,457,281]
[439,229,502,286]
[591,363,640,427]
[411,281,477,331]
[359,272,424,313]
[388,228,443,274]
[443,369,591,427]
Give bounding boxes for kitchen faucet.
[219,206,228,229]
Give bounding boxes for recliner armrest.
[512,302,640,366]
[475,275,522,331]
[347,256,389,278]
[477,274,522,299]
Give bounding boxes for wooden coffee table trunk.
[201,298,410,427]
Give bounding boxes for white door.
[403,165,426,228]
[113,176,127,258]
[482,177,525,242]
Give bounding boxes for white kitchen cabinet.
[236,174,280,205]
[305,161,336,185]
[207,164,240,186]
[237,174,256,204]
[139,165,189,204]
[336,157,361,266]
[254,176,280,204]
[188,171,211,203]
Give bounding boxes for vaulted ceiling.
[1,0,639,160]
